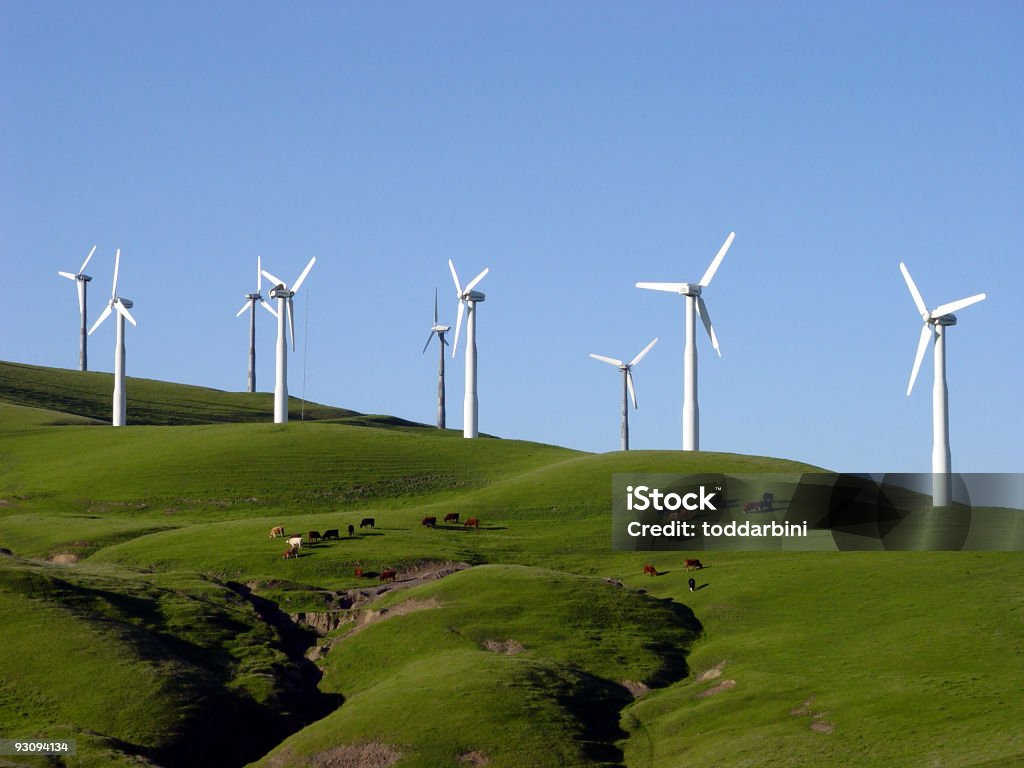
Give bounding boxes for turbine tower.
[449,259,489,439]
[422,288,450,429]
[88,249,137,427]
[899,262,986,507]
[261,257,316,424]
[235,255,278,393]
[636,231,735,451]
[58,245,97,371]
[589,337,658,451]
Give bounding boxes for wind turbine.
[590,337,658,451]
[449,259,489,439]
[636,231,735,451]
[88,249,137,427]
[58,245,97,371]
[899,262,986,507]
[422,288,450,429]
[261,257,316,424]
[235,256,278,393]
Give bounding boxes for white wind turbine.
[899,262,986,507]
[88,249,137,427]
[590,337,658,451]
[235,255,278,393]
[636,231,735,451]
[58,245,97,371]
[449,259,489,439]
[422,288,450,429]
[261,257,316,424]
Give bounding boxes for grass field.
[1,362,1022,768]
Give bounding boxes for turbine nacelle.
[463,290,486,302]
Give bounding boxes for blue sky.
[1,2,1020,471]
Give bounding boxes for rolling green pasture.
[1,362,1022,768]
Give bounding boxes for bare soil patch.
[696,679,736,698]
[49,553,79,564]
[695,661,726,682]
[482,638,524,655]
[307,742,402,768]
[622,680,650,698]
[458,751,490,766]
[810,721,835,734]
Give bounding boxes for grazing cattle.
[283,546,298,559]
[684,558,704,571]
[347,524,355,537]
[354,566,363,578]
[307,530,322,543]
[643,564,657,577]
[421,516,437,528]
[380,568,396,583]
[444,513,459,524]
[464,517,480,529]
[360,518,375,529]
[688,577,696,592]
[323,529,339,541]
[269,526,285,539]
[288,536,302,551]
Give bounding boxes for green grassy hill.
[1,361,1021,768]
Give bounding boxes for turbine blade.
[112,248,120,298]
[76,281,84,315]
[88,304,112,334]
[465,267,489,293]
[626,370,638,409]
[899,262,928,317]
[115,300,137,327]
[698,231,735,287]
[260,298,278,318]
[257,255,262,292]
[262,269,285,289]
[452,299,465,358]
[58,271,77,280]
[629,337,659,367]
[448,259,463,295]
[287,297,296,351]
[589,353,624,367]
[291,256,316,294]
[79,245,97,274]
[932,293,987,318]
[236,300,251,317]
[422,330,435,354]
[433,287,438,325]
[697,296,721,356]
[636,282,687,293]
[907,323,933,396]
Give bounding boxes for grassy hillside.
[0,360,359,424]
[1,362,1022,768]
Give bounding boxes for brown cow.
[283,546,298,559]
[444,513,459,524]
[307,530,322,543]
[464,517,480,529]
[643,564,657,576]
[380,568,397,583]
[323,529,339,541]
[421,516,437,528]
[354,566,363,578]
[685,558,704,571]
[269,526,285,539]
[360,518,375,529]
